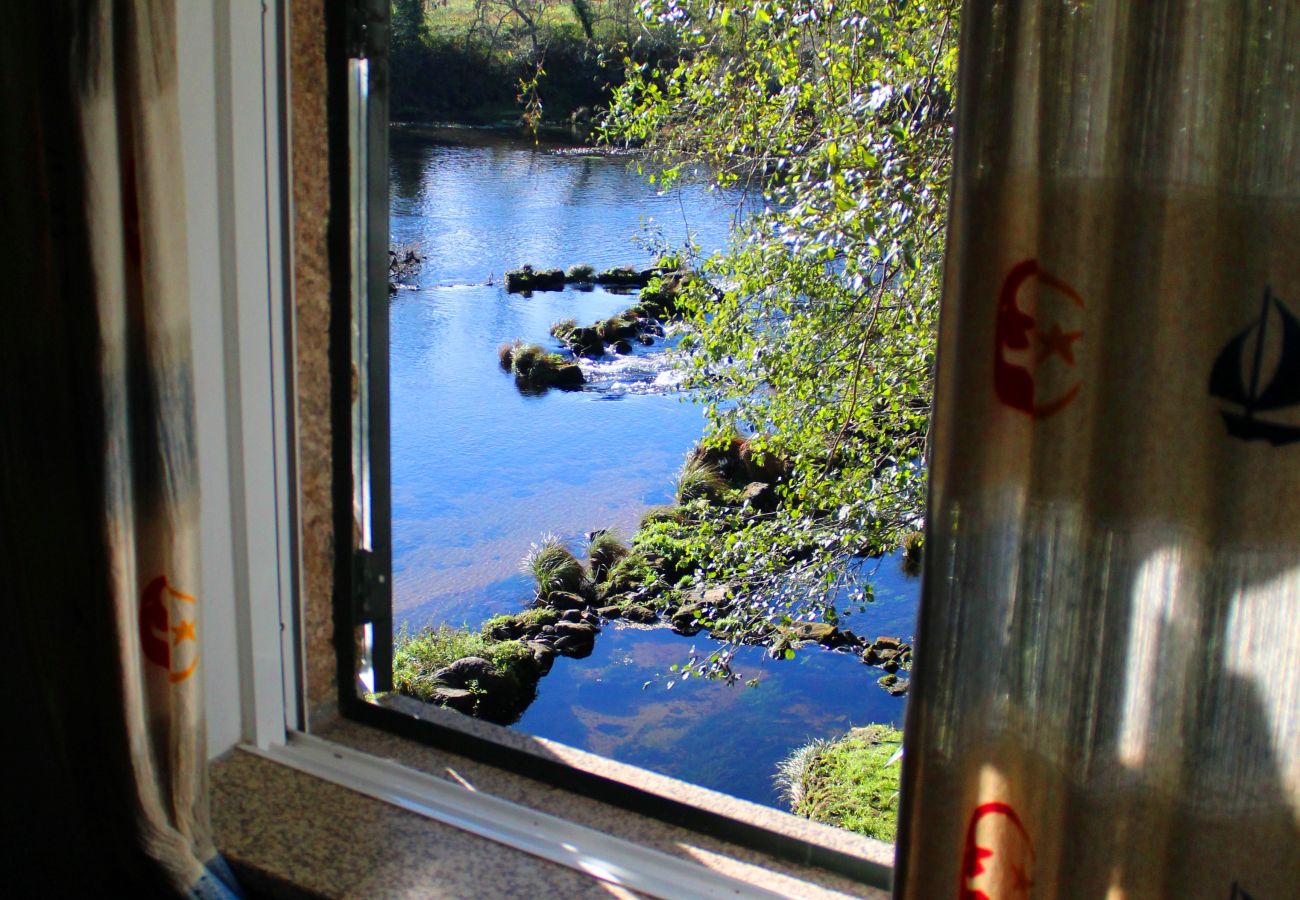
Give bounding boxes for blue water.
[388,125,920,808]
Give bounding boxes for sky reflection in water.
[389,126,920,807]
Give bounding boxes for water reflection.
[389,126,920,808]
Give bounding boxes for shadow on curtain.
[898,2,1300,898]
[1,3,239,896]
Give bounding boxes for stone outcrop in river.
[498,341,585,390]
[503,261,674,294]
[391,433,917,723]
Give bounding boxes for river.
[388,124,919,809]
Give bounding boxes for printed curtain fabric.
[897,2,1299,899]
[1,2,233,896]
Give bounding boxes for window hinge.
[347,0,387,60]
[352,548,387,623]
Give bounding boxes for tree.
[602,0,959,673]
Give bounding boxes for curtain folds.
[898,2,1300,898]
[2,3,231,896]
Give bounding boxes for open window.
[328,0,918,885]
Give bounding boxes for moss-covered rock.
[505,264,565,292]
[501,341,585,389]
[392,626,543,724]
[564,263,595,282]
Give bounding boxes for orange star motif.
[1035,322,1082,364]
[172,620,197,643]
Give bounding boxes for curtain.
[898,2,1299,898]
[1,3,237,896]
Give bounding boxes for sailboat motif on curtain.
[1209,287,1300,445]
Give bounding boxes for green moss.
[775,724,902,841]
[523,534,587,598]
[480,608,558,637]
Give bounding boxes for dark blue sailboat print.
[1209,287,1300,445]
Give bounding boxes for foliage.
[601,0,958,659]
[523,533,587,597]
[775,724,903,840]
[389,0,681,124]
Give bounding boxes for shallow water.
[389,125,920,808]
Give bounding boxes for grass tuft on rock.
[639,504,687,528]
[588,530,630,582]
[901,530,924,576]
[675,456,729,504]
[523,534,587,599]
[775,724,903,841]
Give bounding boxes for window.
[325,0,900,887]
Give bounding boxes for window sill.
[210,721,892,898]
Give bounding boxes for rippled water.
[389,125,919,808]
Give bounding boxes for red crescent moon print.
[994,260,1085,419]
[140,575,199,684]
[959,802,1036,900]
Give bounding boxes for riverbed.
[388,124,920,808]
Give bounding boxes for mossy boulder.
[505,264,565,292]
[501,341,584,389]
[595,265,646,286]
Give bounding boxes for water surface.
[388,125,920,807]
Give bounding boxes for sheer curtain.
[898,2,1299,897]
[2,3,236,896]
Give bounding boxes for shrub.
[632,520,696,578]
[523,534,587,598]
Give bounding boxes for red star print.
[1035,322,1082,364]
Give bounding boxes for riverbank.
[391,0,678,130]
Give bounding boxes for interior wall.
[288,0,339,725]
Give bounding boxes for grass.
[523,534,587,598]
[509,342,547,377]
[675,456,728,504]
[588,530,630,582]
[639,504,687,527]
[601,550,655,596]
[775,724,903,841]
[901,530,924,576]
[392,624,534,702]
[550,318,578,340]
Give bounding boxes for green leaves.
[602,0,957,659]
